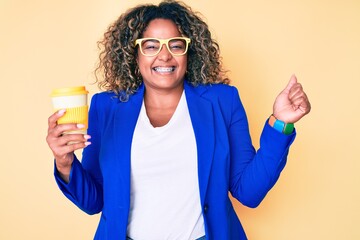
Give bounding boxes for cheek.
[179,57,188,71]
[137,55,150,72]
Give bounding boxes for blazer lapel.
[184,81,215,205]
[112,85,144,209]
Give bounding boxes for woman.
[46,1,311,239]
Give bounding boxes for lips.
[153,66,175,73]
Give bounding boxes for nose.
[157,43,172,61]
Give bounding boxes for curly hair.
[95,0,229,100]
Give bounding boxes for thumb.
[283,74,298,93]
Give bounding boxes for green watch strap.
[283,122,294,135]
[269,115,294,135]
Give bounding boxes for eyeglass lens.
[140,38,187,56]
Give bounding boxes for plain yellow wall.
[1,0,359,239]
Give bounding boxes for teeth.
[154,67,175,73]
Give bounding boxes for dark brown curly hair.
[95,0,229,99]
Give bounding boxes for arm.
[52,94,104,215]
[229,75,311,207]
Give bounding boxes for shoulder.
[196,83,246,124]
[90,91,119,106]
[204,83,238,95]
[91,91,118,102]
[195,83,239,102]
[89,91,120,115]
[194,83,243,111]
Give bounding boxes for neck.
[144,85,184,108]
[143,84,184,128]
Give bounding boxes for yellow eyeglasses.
[135,37,191,57]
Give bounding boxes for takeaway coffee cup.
[51,86,89,134]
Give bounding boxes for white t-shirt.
[127,91,205,240]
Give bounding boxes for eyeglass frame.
[134,37,191,57]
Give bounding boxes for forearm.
[54,156,103,215]
[230,121,296,207]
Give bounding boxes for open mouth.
[153,67,175,73]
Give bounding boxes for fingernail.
[84,135,91,140]
[85,142,91,146]
[58,109,66,115]
[77,124,85,129]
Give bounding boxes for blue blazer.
[55,80,295,240]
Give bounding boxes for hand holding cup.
[46,86,91,182]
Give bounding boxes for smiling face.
[137,18,188,93]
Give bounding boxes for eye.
[169,40,185,50]
[142,39,160,51]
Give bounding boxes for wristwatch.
[269,115,294,135]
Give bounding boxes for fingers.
[47,109,86,138]
[46,110,91,181]
[53,133,91,149]
[48,109,66,130]
[288,81,311,115]
[47,131,91,170]
[288,82,303,100]
[50,123,86,138]
[46,109,91,163]
[52,134,91,157]
[273,74,311,123]
[283,74,298,93]
[47,127,91,155]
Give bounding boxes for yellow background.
[1,0,359,239]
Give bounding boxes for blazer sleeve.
[228,87,296,208]
[54,93,104,215]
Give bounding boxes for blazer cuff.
[261,119,296,158]
[54,155,81,193]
